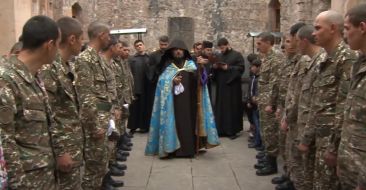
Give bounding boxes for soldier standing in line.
[255,32,285,176]
[271,23,305,189]
[118,41,135,137]
[337,4,366,190]
[298,10,357,190]
[100,36,130,188]
[74,21,122,189]
[39,16,84,190]
[277,23,310,190]
[0,15,60,189]
[294,25,325,190]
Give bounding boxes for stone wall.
[54,0,269,54]
[2,0,366,55]
[280,0,331,34]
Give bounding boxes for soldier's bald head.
[87,21,109,40]
[316,10,344,34]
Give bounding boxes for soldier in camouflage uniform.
[100,37,130,173]
[0,16,59,189]
[337,5,366,190]
[38,17,84,190]
[293,25,325,190]
[278,23,312,190]
[74,21,114,189]
[298,11,357,190]
[256,32,285,176]
[274,34,300,179]
[118,42,134,133]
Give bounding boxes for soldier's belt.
[315,127,331,137]
[96,102,113,112]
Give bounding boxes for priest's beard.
[173,54,185,67]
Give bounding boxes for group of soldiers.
[251,4,366,190]
[0,15,135,190]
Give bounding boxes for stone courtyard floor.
[118,123,276,190]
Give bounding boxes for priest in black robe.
[145,39,220,158]
[128,40,150,133]
[213,38,245,139]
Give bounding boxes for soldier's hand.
[114,109,122,120]
[57,153,75,173]
[324,151,337,167]
[280,118,288,132]
[221,64,228,70]
[297,143,309,153]
[275,108,281,120]
[265,105,273,113]
[93,128,106,139]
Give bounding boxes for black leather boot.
[117,149,130,157]
[256,156,278,176]
[109,166,125,176]
[118,144,132,151]
[103,172,124,187]
[109,161,127,170]
[256,151,266,159]
[116,152,127,162]
[272,175,289,184]
[275,181,295,190]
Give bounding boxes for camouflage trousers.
[58,166,82,190]
[313,138,340,190]
[259,108,279,157]
[81,112,110,190]
[279,129,287,172]
[337,140,362,190]
[285,123,311,190]
[23,167,58,190]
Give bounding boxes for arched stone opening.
[268,0,281,32]
[72,2,83,22]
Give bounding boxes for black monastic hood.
[157,39,192,75]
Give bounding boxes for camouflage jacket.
[258,49,285,108]
[339,54,366,184]
[119,58,134,104]
[0,56,55,189]
[101,57,118,108]
[301,41,357,147]
[284,55,311,123]
[277,54,300,110]
[110,58,126,108]
[297,50,326,126]
[74,46,114,136]
[39,54,84,162]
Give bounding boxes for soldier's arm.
[38,66,68,157]
[268,57,283,108]
[328,58,354,153]
[359,160,366,190]
[74,59,99,134]
[0,80,26,189]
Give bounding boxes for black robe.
[173,67,197,157]
[128,53,150,131]
[213,48,245,136]
[145,50,164,131]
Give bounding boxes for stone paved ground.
[117,123,278,190]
